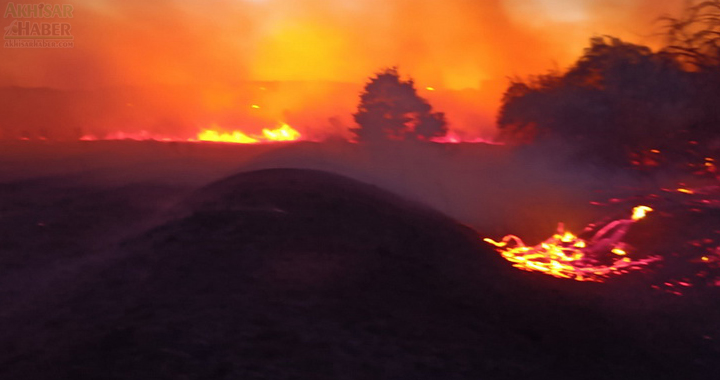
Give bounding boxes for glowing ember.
[484,206,660,282]
[631,205,652,220]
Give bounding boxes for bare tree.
[659,0,720,70]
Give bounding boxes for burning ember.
[484,206,661,282]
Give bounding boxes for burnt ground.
[0,146,719,379]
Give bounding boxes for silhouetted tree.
[352,67,447,142]
[660,0,720,157]
[497,1,720,170]
[497,36,699,167]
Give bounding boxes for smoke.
[0,0,686,140]
[229,140,658,242]
[4,131,691,261]
[0,0,688,236]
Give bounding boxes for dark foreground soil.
[0,164,718,379]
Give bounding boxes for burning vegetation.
[485,181,720,293]
[73,68,451,145]
[484,206,659,282]
[480,1,720,293]
[3,2,720,378]
[4,0,720,297]
[79,123,304,144]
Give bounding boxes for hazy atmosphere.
[1,0,685,140]
[2,1,720,379]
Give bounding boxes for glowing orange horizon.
[73,123,500,145]
[0,0,686,143]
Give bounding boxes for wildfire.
[196,129,259,144]
[484,206,661,282]
[197,123,302,143]
[79,130,178,142]
[261,123,302,141]
[71,125,501,145]
[79,123,303,144]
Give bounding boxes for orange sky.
[0,0,687,139]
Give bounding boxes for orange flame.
[197,128,259,144]
[79,123,303,144]
[484,206,659,282]
[631,205,653,221]
[73,124,503,145]
[197,123,302,144]
[197,123,302,143]
[261,123,301,142]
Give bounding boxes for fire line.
[484,206,661,282]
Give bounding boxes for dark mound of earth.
[1,169,717,379]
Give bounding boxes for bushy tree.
[496,1,720,171]
[660,0,720,154]
[352,67,447,142]
[497,36,698,166]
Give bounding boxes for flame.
[484,206,660,282]
[261,123,301,142]
[197,129,259,144]
[631,205,652,221]
[198,123,302,143]
[72,124,501,145]
[78,123,303,144]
